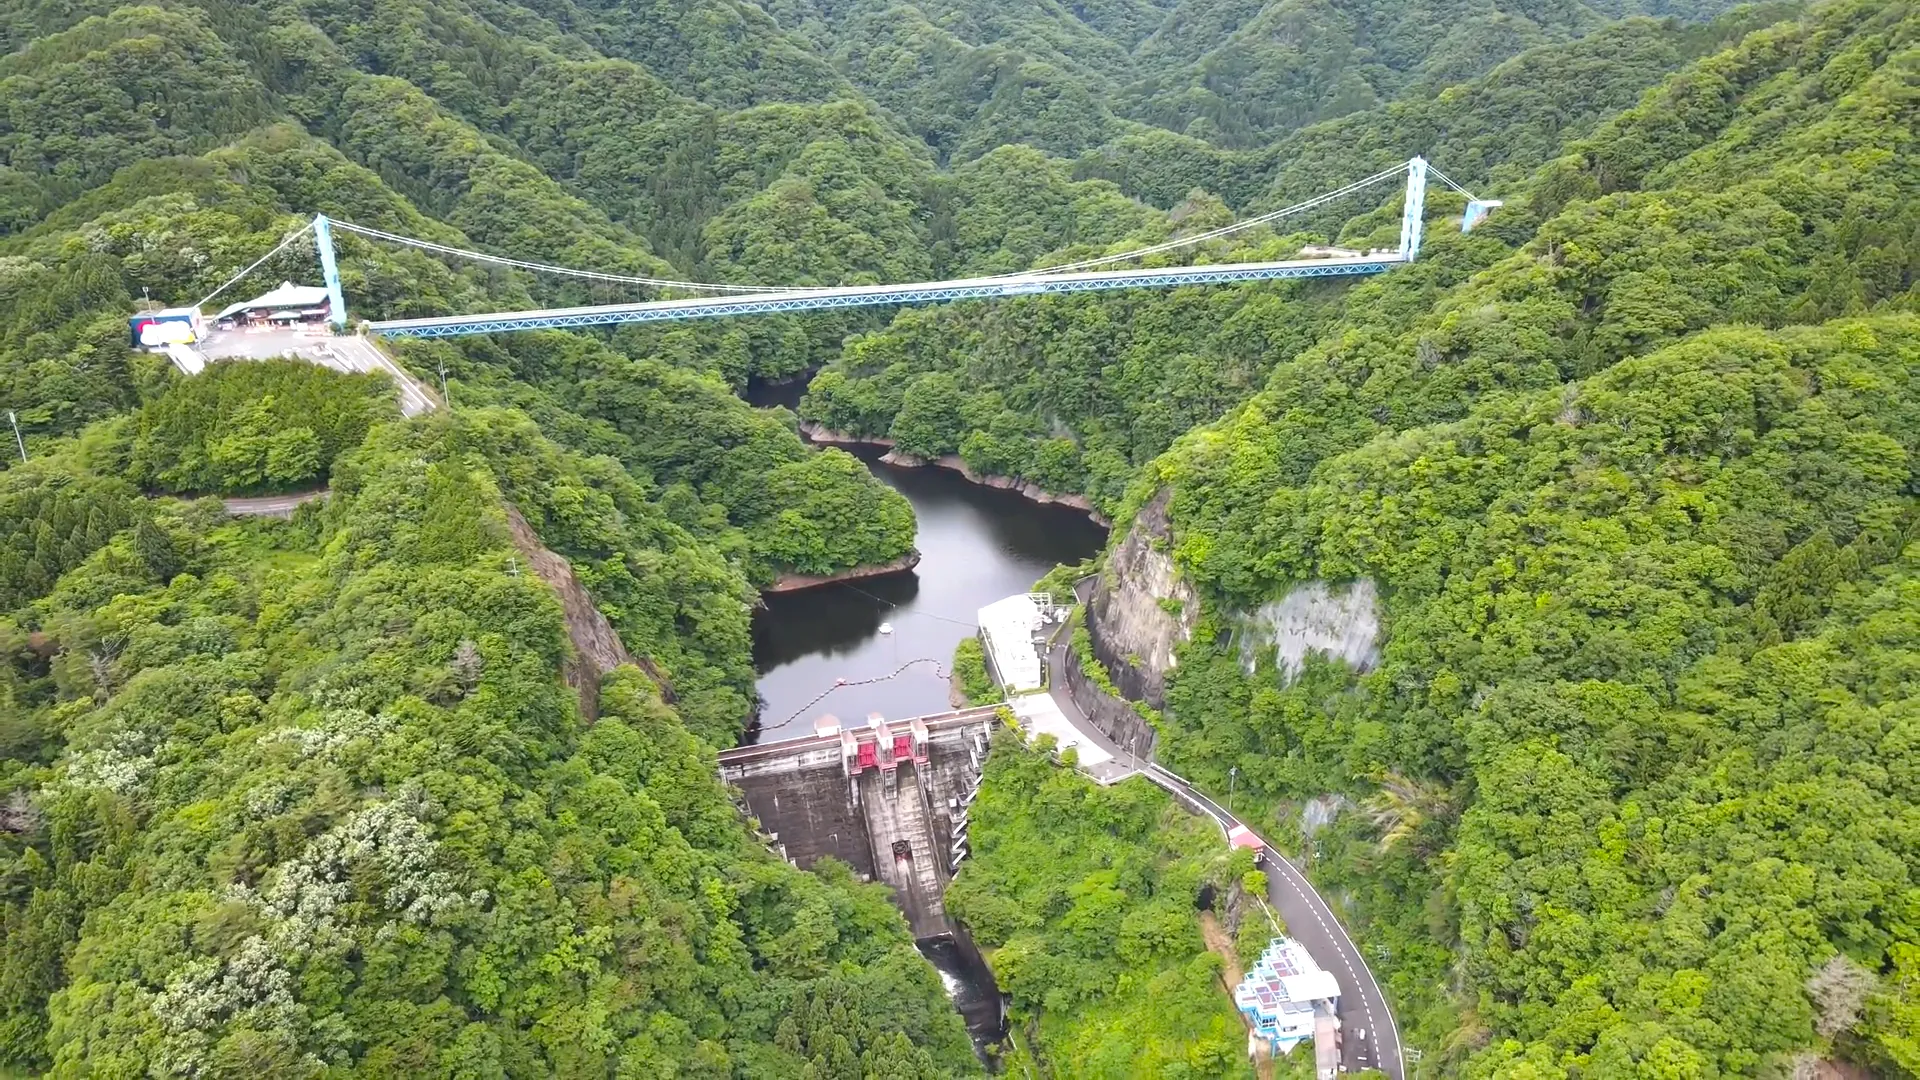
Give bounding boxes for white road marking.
[1268,854,1394,1076]
[341,337,436,416]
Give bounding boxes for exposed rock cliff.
[1087,489,1383,708]
[506,504,675,720]
[1238,579,1382,682]
[1087,488,1197,708]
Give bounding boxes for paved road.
[222,489,328,518]
[1164,765,1404,1078]
[1054,580,1404,1079]
[193,335,433,520]
[1041,637,1144,785]
[1256,841,1402,1078]
[331,335,437,417]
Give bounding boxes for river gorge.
[742,379,1108,1057]
[745,381,1108,742]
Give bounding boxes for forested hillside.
[763,0,1759,157]
[0,407,976,1074]
[797,1,1803,509]
[1070,0,1919,1075]
[945,731,1254,1078]
[3,0,1914,1071]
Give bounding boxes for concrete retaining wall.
[1060,644,1158,763]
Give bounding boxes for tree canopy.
[4,0,1913,1072]
[1068,1,1920,1074]
[0,411,975,1075]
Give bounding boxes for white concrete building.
[977,593,1046,691]
[1236,936,1341,1057]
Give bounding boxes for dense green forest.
[796,0,1824,511]
[2,0,1915,1071]
[126,361,393,494]
[0,411,974,1074]
[1075,0,1915,1075]
[946,730,1254,1078]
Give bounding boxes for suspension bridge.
[193,157,1496,340]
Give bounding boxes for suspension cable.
[329,219,795,294]
[319,163,1433,304]
[1426,164,1483,203]
[192,221,316,311]
[1015,161,1413,277]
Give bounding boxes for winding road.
[1056,581,1405,1079]
[221,489,329,517]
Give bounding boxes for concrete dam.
[717,705,1006,1043]
[718,705,998,936]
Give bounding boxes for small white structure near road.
[977,593,1049,691]
[975,592,1134,781]
[162,342,207,376]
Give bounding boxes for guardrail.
[716,704,1006,764]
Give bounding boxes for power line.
[840,581,980,629]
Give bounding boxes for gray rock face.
[1239,579,1381,682]
[1088,489,1383,708]
[1300,794,1354,837]
[1088,489,1196,707]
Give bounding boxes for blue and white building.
[1235,936,1342,1057]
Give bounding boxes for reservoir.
[751,441,1108,740]
[743,380,1106,1059]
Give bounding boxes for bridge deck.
[368,256,1402,337]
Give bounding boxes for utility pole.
[7,410,24,463]
[438,363,451,410]
[1227,765,1238,816]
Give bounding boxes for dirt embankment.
[797,421,1108,524]
[505,505,671,720]
[764,550,922,593]
[1200,909,1273,1080]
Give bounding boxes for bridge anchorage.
[237,157,1492,339]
